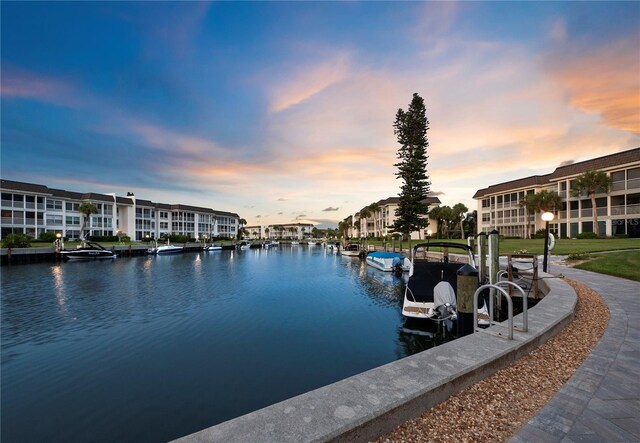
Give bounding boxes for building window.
[46,215,63,225]
[46,199,63,210]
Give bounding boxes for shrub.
[577,232,598,239]
[39,232,59,242]
[2,233,32,248]
[534,229,547,239]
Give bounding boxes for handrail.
[473,284,514,340]
[495,280,527,332]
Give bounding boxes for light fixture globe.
[541,211,554,222]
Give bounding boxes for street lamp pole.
[541,211,554,273]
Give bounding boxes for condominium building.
[244,223,315,240]
[0,179,240,241]
[350,195,441,239]
[473,147,640,238]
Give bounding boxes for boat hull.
[365,253,411,272]
[60,250,116,260]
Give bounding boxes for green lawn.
[573,251,640,281]
[366,237,639,256]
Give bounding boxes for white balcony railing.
[629,178,640,189]
[611,205,626,216]
[611,181,626,191]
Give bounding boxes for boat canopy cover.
[368,252,405,259]
[406,261,463,303]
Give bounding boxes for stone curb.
[174,274,576,443]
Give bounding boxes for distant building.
[349,195,442,239]
[473,147,640,238]
[0,179,240,241]
[244,223,314,240]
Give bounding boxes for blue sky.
[2,1,639,228]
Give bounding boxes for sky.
[2,1,639,229]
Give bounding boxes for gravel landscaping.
[375,278,609,443]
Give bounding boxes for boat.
[402,241,478,322]
[290,241,299,246]
[307,240,316,246]
[326,241,340,253]
[148,240,184,255]
[263,240,278,248]
[205,244,222,251]
[237,241,251,250]
[340,243,363,257]
[366,251,411,273]
[60,240,117,260]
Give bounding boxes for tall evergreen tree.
[393,93,431,254]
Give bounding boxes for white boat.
[307,240,316,246]
[340,243,362,257]
[326,242,340,253]
[263,240,278,248]
[402,242,480,322]
[60,240,117,260]
[237,241,251,250]
[291,241,299,246]
[366,251,411,273]
[148,240,183,255]
[205,244,222,251]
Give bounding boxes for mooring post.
[467,235,475,253]
[489,229,500,310]
[477,232,487,284]
[457,263,478,337]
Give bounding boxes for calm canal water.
[1,246,449,442]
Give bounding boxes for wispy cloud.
[267,52,351,113]
[1,66,81,107]
[546,38,640,135]
[322,207,339,212]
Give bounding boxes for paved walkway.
[511,262,640,442]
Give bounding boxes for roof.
[1,179,53,195]
[473,175,552,199]
[360,195,441,213]
[549,147,640,180]
[473,147,640,199]
[0,178,240,218]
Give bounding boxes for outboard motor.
[392,256,403,276]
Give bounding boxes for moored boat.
[366,251,411,273]
[60,240,117,260]
[148,240,184,255]
[340,243,363,257]
[205,244,222,251]
[402,242,479,322]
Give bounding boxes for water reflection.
[1,246,452,443]
[51,265,67,312]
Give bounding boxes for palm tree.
[452,203,468,240]
[518,194,538,239]
[78,202,98,240]
[368,202,380,236]
[534,189,563,213]
[358,207,372,238]
[571,170,612,237]
[352,220,361,238]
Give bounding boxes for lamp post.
[55,232,63,251]
[541,211,554,272]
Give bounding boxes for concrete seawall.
[175,274,576,443]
